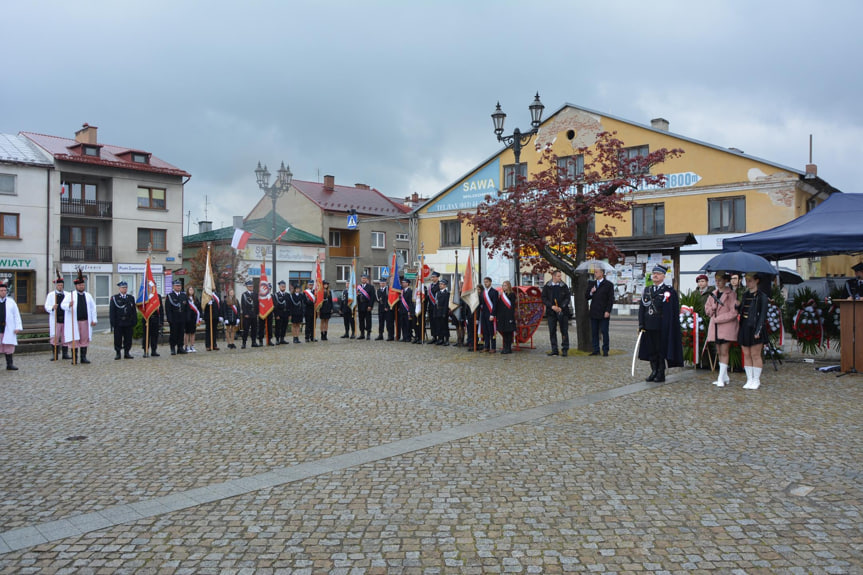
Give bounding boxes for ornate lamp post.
[491,93,545,286]
[255,161,293,286]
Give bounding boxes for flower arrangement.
[679,291,708,367]
[789,287,825,355]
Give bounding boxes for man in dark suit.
[434,278,451,345]
[165,279,189,355]
[479,276,499,352]
[541,270,572,357]
[586,268,615,356]
[399,278,414,342]
[846,262,863,300]
[376,279,394,341]
[110,281,138,360]
[356,274,376,340]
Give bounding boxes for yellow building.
[415,103,846,299]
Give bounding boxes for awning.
[611,233,697,253]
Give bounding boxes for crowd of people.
[2,261,820,392]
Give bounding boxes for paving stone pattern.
[1,321,861,573]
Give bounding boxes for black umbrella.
[702,249,776,275]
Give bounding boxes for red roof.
[291,179,410,216]
[21,132,190,177]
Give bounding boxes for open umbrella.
[776,266,804,285]
[701,249,776,275]
[575,259,615,273]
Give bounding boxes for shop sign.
[427,159,500,213]
[118,263,165,274]
[61,263,112,273]
[0,257,34,269]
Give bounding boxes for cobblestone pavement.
[1,320,861,574]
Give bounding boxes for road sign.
[380,266,389,278]
[347,214,358,229]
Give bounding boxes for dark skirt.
[738,323,763,347]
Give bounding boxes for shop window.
[708,197,746,233]
[632,203,664,236]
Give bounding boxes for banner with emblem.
[141,258,160,320]
[258,262,274,319]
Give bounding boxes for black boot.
[654,363,666,383]
[62,346,71,360]
[646,360,658,382]
[115,350,122,360]
[321,332,327,341]
[6,354,18,371]
[80,348,90,364]
[341,332,349,338]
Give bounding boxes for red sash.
[500,291,512,309]
[304,289,315,303]
[483,288,494,311]
[358,284,370,300]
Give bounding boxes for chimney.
[324,174,335,192]
[411,192,419,203]
[75,123,99,144]
[805,163,817,177]
[354,183,370,190]
[650,118,669,132]
[198,220,212,233]
[233,216,245,229]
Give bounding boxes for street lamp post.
[255,161,293,287]
[491,92,545,286]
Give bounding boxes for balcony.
[328,246,358,258]
[60,245,113,263]
[60,199,113,218]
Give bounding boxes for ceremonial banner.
[258,262,274,318]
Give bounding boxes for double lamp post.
[491,92,544,286]
[255,161,292,287]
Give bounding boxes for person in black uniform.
[109,280,137,360]
[846,262,863,300]
[586,267,615,356]
[541,270,572,357]
[497,280,518,354]
[426,272,441,344]
[434,278,451,345]
[479,277,499,352]
[397,278,413,342]
[302,281,317,342]
[274,280,291,345]
[141,294,164,357]
[240,279,259,348]
[376,279,394,341]
[221,289,240,349]
[318,280,333,341]
[356,274,376,340]
[340,287,355,339]
[637,264,684,382]
[738,272,770,390]
[289,283,305,343]
[165,279,188,355]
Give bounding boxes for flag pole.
[392,250,398,341]
[208,245,214,351]
[419,243,425,343]
[351,248,357,336]
[145,245,152,357]
[472,235,478,353]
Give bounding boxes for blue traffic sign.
[347,214,359,229]
[381,266,389,278]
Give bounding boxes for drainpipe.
[46,166,53,294]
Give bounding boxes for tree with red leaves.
[461,131,683,351]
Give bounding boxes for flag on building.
[141,258,161,320]
[275,226,291,242]
[314,255,324,311]
[258,262,273,318]
[202,246,219,309]
[231,228,252,250]
[461,250,479,313]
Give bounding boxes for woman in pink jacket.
[705,271,739,387]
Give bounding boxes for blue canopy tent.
[722,193,863,259]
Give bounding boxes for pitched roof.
[0,133,53,166]
[21,131,190,177]
[291,179,410,216]
[184,211,325,245]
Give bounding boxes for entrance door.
[0,271,33,312]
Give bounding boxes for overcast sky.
[4,1,861,234]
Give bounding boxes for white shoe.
[190,346,197,352]
[713,363,729,387]
[744,367,762,390]
[714,379,725,387]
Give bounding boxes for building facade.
[4,124,190,312]
[246,175,411,289]
[415,103,844,299]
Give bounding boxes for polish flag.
[231,228,252,250]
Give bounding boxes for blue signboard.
[427,158,500,213]
[347,214,358,229]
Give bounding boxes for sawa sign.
[427,159,500,213]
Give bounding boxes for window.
[557,155,584,180]
[61,225,98,246]
[83,146,100,157]
[0,174,15,195]
[363,267,372,279]
[289,270,311,288]
[395,232,409,241]
[68,182,97,203]
[94,274,110,305]
[619,145,649,175]
[138,228,167,251]
[137,187,166,209]
[632,203,665,236]
[503,163,528,188]
[371,231,386,249]
[395,249,409,268]
[132,153,149,164]
[708,197,746,233]
[336,265,351,283]
[329,230,341,247]
[0,213,19,238]
[440,220,461,247]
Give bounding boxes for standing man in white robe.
[0,281,23,371]
[60,276,98,364]
[44,277,71,360]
